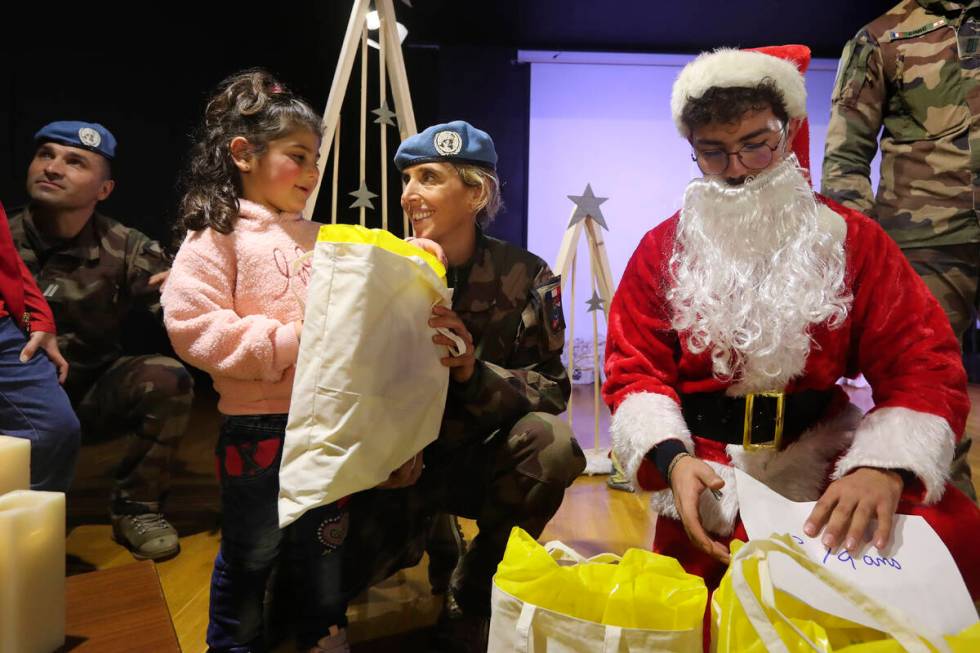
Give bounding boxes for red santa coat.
[0,201,55,334]
[603,195,980,595]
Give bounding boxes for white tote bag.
[711,535,953,653]
[278,225,462,527]
[488,534,705,653]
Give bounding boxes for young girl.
[162,69,350,653]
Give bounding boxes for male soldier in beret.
[9,121,193,559]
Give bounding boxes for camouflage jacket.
[435,229,570,450]
[822,0,980,248]
[8,207,170,388]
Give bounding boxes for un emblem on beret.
[434,130,462,156]
[78,127,102,148]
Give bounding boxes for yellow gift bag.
[712,535,979,653]
[488,527,707,652]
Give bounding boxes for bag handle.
[515,601,536,653]
[603,625,622,653]
[730,536,951,653]
[544,540,622,565]
[435,326,466,357]
[513,598,625,653]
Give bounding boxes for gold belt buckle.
[743,391,784,451]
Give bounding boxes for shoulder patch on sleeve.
[536,276,565,333]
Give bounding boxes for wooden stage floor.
[63,383,980,652]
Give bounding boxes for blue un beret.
[34,121,117,160]
[394,120,496,171]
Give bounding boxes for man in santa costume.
[603,44,980,596]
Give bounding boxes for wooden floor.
[63,383,980,652]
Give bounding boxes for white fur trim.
[816,202,847,244]
[610,392,693,487]
[833,407,954,504]
[671,48,807,137]
[651,461,740,536]
[652,403,864,536]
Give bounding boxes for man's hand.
[670,455,730,562]
[377,453,423,489]
[804,467,904,554]
[20,331,69,384]
[406,237,447,267]
[430,305,476,383]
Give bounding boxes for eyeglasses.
[691,127,787,176]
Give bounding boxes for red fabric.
[253,438,280,470]
[747,45,812,174]
[605,196,977,598]
[221,438,281,478]
[603,197,969,437]
[0,202,55,334]
[223,445,244,477]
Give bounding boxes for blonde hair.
[453,163,502,225]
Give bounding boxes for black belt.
[680,389,834,449]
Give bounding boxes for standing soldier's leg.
[76,354,193,558]
[905,245,978,502]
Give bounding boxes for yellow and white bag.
[277,225,462,527]
[711,535,980,653]
[489,527,707,652]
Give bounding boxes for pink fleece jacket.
[161,199,320,415]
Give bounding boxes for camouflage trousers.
[341,411,585,616]
[904,244,978,502]
[72,355,194,514]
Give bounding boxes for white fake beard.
[668,155,852,393]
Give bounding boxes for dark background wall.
[0,0,894,250]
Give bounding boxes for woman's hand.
[429,305,476,383]
[377,453,424,489]
[406,237,447,267]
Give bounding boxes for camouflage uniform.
[342,230,585,616]
[822,0,980,500]
[9,207,193,513]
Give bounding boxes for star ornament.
[586,290,605,313]
[567,183,609,230]
[372,102,397,126]
[349,180,378,210]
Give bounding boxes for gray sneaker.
[111,513,180,560]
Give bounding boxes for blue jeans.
[0,317,80,491]
[207,414,348,652]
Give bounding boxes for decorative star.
[349,180,378,210]
[371,101,397,126]
[586,290,605,313]
[567,183,609,230]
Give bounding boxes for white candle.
[0,490,65,653]
[0,435,30,495]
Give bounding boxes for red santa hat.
[671,44,812,172]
